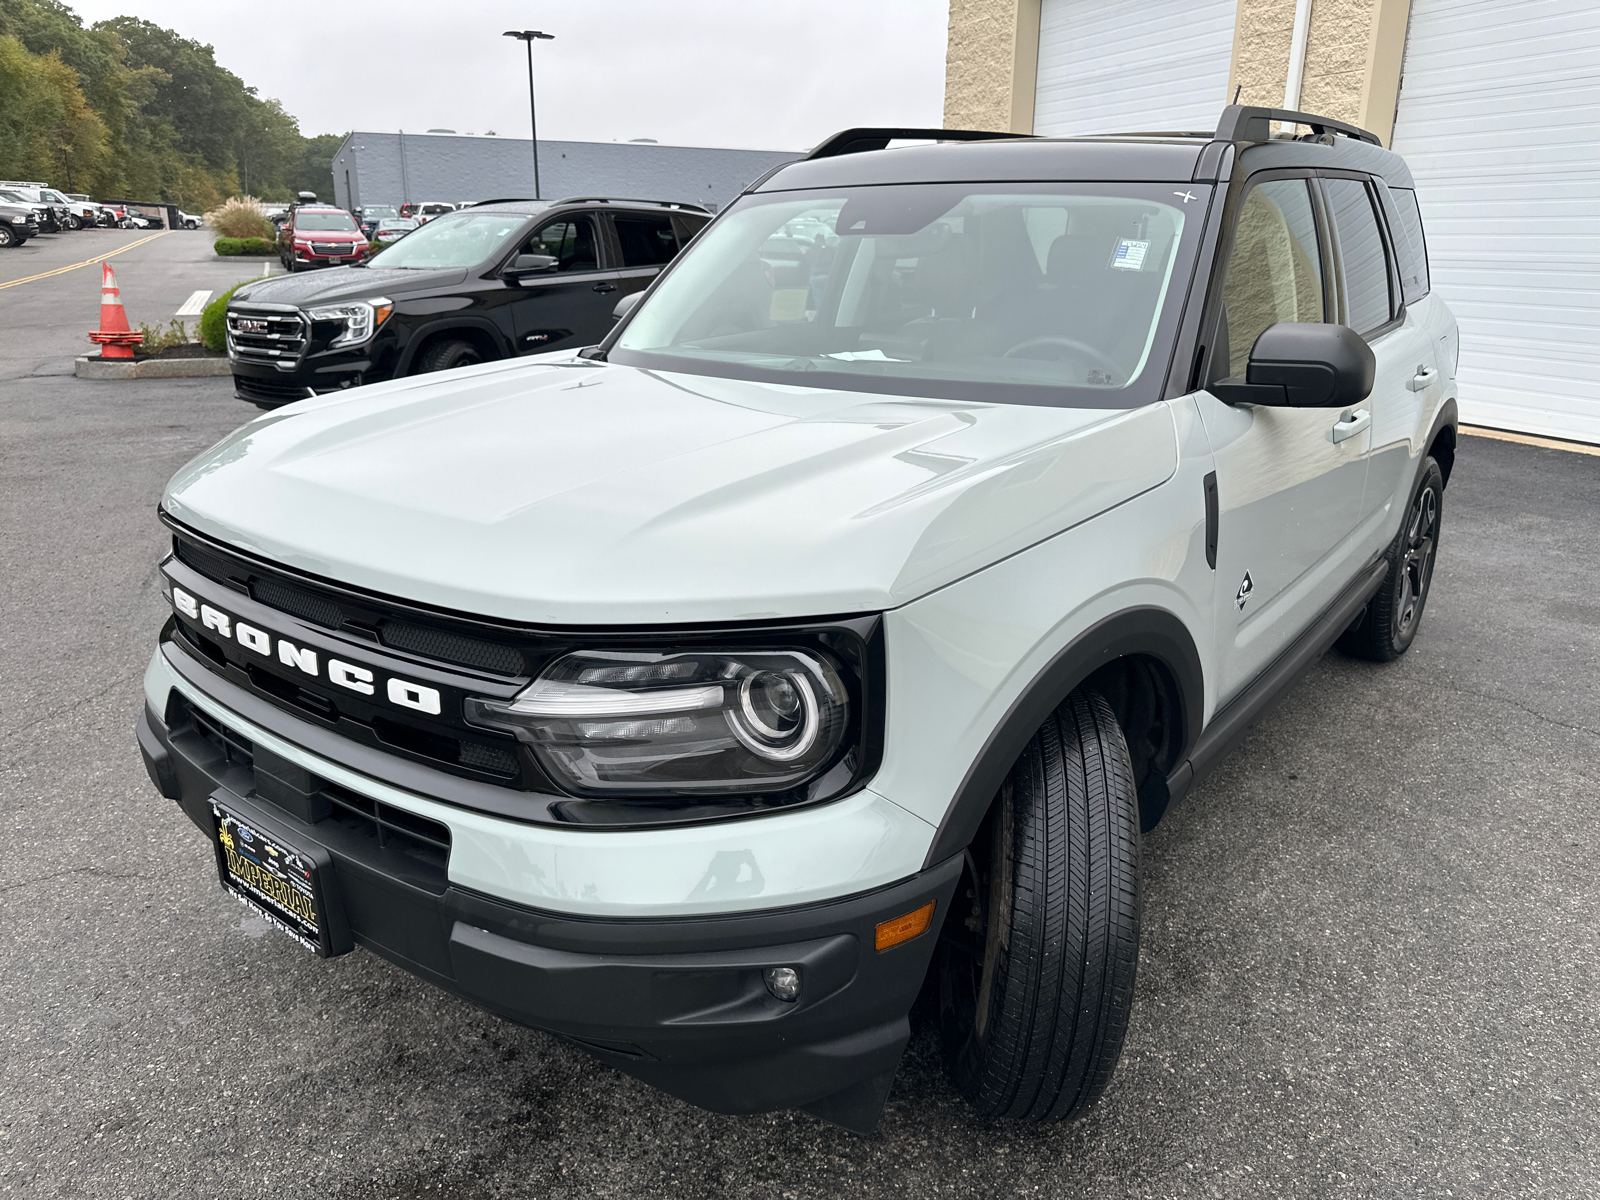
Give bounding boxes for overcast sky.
[64,0,949,151]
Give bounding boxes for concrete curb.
[75,355,232,380]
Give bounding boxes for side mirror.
[612,291,644,322]
[1211,322,1375,408]
[504,253,558,281]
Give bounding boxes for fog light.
[764,966,801,1003]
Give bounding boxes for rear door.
[1195,173,1372,704]
[607,210,682,306]
[508,213,620,353]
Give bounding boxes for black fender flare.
[922,607,1204,867]
[1423,396,1459,486]
[394,315,514,375]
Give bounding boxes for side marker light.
[875,900,936,952]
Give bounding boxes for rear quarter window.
[1384,186,1431,306]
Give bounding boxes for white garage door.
[1390,0,1600,442]
[1034,0,1237,137]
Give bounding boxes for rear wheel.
[416,338,486,374]
[939,688,1141,1121]
[1337,456,1444,662]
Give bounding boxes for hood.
[230,267,467,308]
[164,361,1178,625]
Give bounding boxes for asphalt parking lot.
[3,232,1598,1198]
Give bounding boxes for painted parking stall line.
[175,290,212,317]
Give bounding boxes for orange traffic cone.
[87,262,143,359]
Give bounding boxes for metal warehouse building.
[329,132,798,215]
[945,0,1599,443]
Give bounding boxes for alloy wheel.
[1397,483,1438,637]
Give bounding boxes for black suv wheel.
[1338,456,1444,662]
[939,688,1141,1121]
[416,338,486,374]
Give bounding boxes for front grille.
[234,374,313,405]
[379,620,525,676]
[310,242,353,255]
[227,309,307,367]
[250,576,345,629]
[169,529,531,788]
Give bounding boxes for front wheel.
[0,226,13,249]
[940,688,1141,1121]
[415,338,485,374]
[1337,456,1444,662]
[65,214,81,231]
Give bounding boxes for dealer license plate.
[212,801,325,954]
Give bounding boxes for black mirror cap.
[1246,322,1376,407]
[612,291,643,322]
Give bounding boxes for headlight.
[464,648,851,796]
[305,297,393,348]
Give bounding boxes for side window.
[525,217,599,271]
[1222,177,1325,378]
[1385,186,1430,306]
[1323,178,1393,335]
[614,215,678,267]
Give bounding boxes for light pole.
[503,30,554,198]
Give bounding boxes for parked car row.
[0,180,202,245]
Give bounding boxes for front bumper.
[137,676,958,1130]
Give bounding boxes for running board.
[1166,556,1389,806]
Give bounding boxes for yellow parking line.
[1460,424,1600,458]
[0,231,169,290]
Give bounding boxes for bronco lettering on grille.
[171,585,442,716]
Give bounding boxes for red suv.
[277,205,369,272]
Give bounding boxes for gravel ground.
[2,371,1597,1199]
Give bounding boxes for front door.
[510,215,620,354]
[1197,174,1371,705]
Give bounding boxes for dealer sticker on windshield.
[1111,238,1151,270]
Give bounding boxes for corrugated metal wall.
[1390,0,1600,442]
[331,134,798,214]
[1033,0,1237,137]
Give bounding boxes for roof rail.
[1214,104,1381,146]
[804,127,1026,160]
[548,196,712,213]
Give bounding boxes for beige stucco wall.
[943,0,1041,132]
[946,0,1411,145]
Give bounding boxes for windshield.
[366,210,530,269]
[363,206,398,218]
[42,189,68,203]
[295,212,359,231]
[610,183,1204,407]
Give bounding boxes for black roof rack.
[549,196,712,213]
[468,197,544,207]
[1214,104,1381,146]
[805,127,1026,160]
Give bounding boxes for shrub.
[213,236,275,256]
[200,277,268,353]
[205,195,273,241]
[137,318,195,355]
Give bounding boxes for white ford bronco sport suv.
[138,106,1457,1134]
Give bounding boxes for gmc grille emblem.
[237,319,268,334]
[170,585,442,716]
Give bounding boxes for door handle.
[592,282,617,293]
[1330,408,1371,444]
[1407,366,1437,392]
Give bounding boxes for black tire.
[415,338,485,374]
[0,226,12,249]
[1337,456,1444,662]
[939,688,1141,1122]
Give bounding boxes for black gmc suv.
[225,197,710,408]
